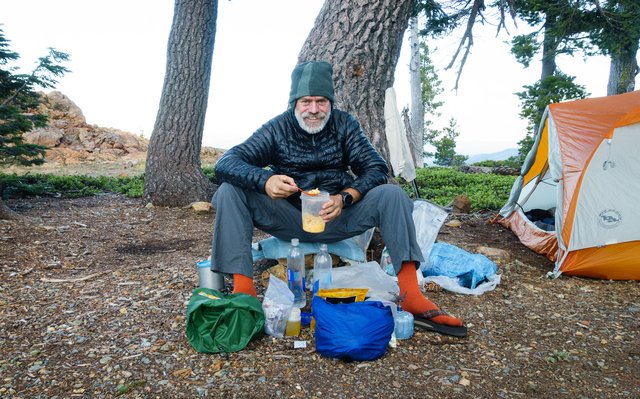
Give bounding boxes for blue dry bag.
[312,296,394,361]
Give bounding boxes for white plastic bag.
[261,275,294,338]
[381,199,449,275]
[413,200,449,264]
[331,261,399,301]
[423,274,501,295]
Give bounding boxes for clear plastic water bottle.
[285,307,301,337]
[287,238,306,308]
[394,307,414,340]
[312,243,332,295]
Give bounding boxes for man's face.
[294,96,331,134]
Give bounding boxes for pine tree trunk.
[143,0,218,206]
[607,44,638,95]
[408,17,423,167]
[298,0,414,168]
[540,18,559,81]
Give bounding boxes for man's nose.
[309,101,318,113]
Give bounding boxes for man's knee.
[212,182,244,208]
[370,184,410,202]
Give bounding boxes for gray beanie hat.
[288,61,335,107]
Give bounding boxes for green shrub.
[471,159,522,169]
[3,166,515,212]
[104,175,145,198]
[202,166,216,181]
[401,167,516,212]
[0,173,144,199]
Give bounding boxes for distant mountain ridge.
[465,148,518,165]
[423,147,518,166]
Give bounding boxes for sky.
[2,0,630,157]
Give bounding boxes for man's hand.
[265,175,299,199]
[319,194,344,222]
[320,188,361,222]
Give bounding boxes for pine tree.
[0,27,70,219]
[143,0,218,206]
[298,0,414,167]
[426,118,468,167]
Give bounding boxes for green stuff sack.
[186,288,265,353]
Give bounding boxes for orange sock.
[232,273,257,297]
[397,261,463,327]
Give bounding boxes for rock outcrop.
[458,164,519,176]
[23,91,149,165]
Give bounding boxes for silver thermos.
[196,259,224,290]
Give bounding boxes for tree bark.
[298,0,414,169]
[607,42,639,95]
[540,17,559,81]
[408,17,423,167]
[143,0,218,206]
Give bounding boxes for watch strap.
[340,191,353,208]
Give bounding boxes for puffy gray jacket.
[214,108,388,206]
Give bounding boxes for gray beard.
[294,108,331,134]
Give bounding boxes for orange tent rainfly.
[498,90,640,280]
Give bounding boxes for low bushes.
[1,166,516,212]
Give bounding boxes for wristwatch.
[340,191,354,208]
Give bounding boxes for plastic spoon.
[295,186,319,196]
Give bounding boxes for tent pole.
[411,180,420,199]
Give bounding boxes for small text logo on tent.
[598,209,622,229]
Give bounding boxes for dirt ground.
[1,171,639,398]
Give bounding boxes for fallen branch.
[40,262,157,284]
[41,271,109,283]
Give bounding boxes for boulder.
[449,194,471,214]
[475,246,511,265]
[23,128,64,147]
[20,91,223,167]
[37,91,86,126]
[445,219,463,228]
[459,164,519,176]
[190,202,212,213]
[27,91,149,164]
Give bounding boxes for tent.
[498,90,640,280]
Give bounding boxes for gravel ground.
[1,193,639,398]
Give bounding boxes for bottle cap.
[292,238,299,246]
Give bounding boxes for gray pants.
[210,183,423,277]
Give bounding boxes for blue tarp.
[251,236,367,263]
[422,242,497,289]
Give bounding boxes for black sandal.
[413,309,468,338]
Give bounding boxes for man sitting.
[211,61,466,337]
